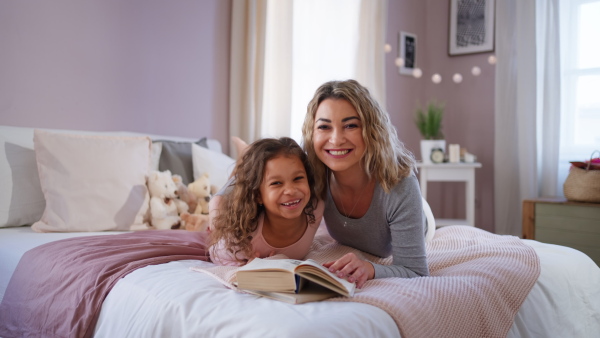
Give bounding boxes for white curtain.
[229,0,268,156]
[354,0,388,106]
[229,0,387,149]
[536,0,561,197]
[261,0,293,139]
[494,0,561,236]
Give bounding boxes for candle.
[449,144,460,163]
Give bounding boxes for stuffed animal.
[147,170,189,229]
[172,174,198,214]
[188,173,212,215]
[180,212,210,232]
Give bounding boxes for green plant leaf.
[414,100,444,140]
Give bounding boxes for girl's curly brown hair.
[209,137,318,264]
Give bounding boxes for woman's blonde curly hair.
[209,137,318,264]
[302,79,416,199]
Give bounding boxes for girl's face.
[313,98,365,174]
[258,154,311,221]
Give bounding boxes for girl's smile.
[281,199,302,208]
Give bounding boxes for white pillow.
[191,143,235,191]
[0,127,45,228]
[32,130,151,232]
[0,125,217,228]
[151,142,162,171]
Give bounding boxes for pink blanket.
[196,226,541,338]
[0,230,210,338]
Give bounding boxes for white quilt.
[1,227,599,338]
[95,260,400,338]
[508,240,600,338]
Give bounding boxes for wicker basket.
[563,150,600,203]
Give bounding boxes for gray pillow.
[153,138,208,185]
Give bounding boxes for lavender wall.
[0,0,496,231]
[386,0,496,232]
[0,0,231,148]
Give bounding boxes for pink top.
[209,200,325,266]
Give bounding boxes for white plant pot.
[420,139,446,164]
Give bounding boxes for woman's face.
[313,98,365,174]
[258,154,311,221]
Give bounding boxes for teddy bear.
[180,212,210,232]
[147,170,189,230]
[188,172,212,215]
[172,174,198,214]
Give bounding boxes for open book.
[235,258,355,304]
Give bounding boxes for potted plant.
[415,100,446,164]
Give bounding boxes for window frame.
[559,0,600,162]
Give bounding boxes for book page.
[295,259,356,297]
[236,258,302,293]
[236,258,355,296]
[238,258,303,273]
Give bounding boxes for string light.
[389,40,496,83]
[412,68,423,78]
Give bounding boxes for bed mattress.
[1,227,599,338]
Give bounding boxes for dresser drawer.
[523,198,600,266]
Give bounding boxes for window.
[559,0,600,183]
[289,0,361,142]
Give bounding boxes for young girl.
[209,137,324,266]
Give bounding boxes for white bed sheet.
[508,240,600,338]
[95,260,400,338]
[1,227,599,338]
[0,226,120,304]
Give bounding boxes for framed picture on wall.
[448,0,495,56]
[398,31,417,75]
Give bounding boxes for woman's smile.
[327,149,352,156]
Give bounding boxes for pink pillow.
[32,130,151,232]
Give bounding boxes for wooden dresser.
[522,197,600,266]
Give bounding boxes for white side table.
[416,162,482,227]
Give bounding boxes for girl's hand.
[323,253,374,289]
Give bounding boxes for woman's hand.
[323,253,374,289]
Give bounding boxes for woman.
[302,79,429,289]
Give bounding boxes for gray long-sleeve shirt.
[324,174,429,278]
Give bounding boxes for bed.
[1,125,599,338]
